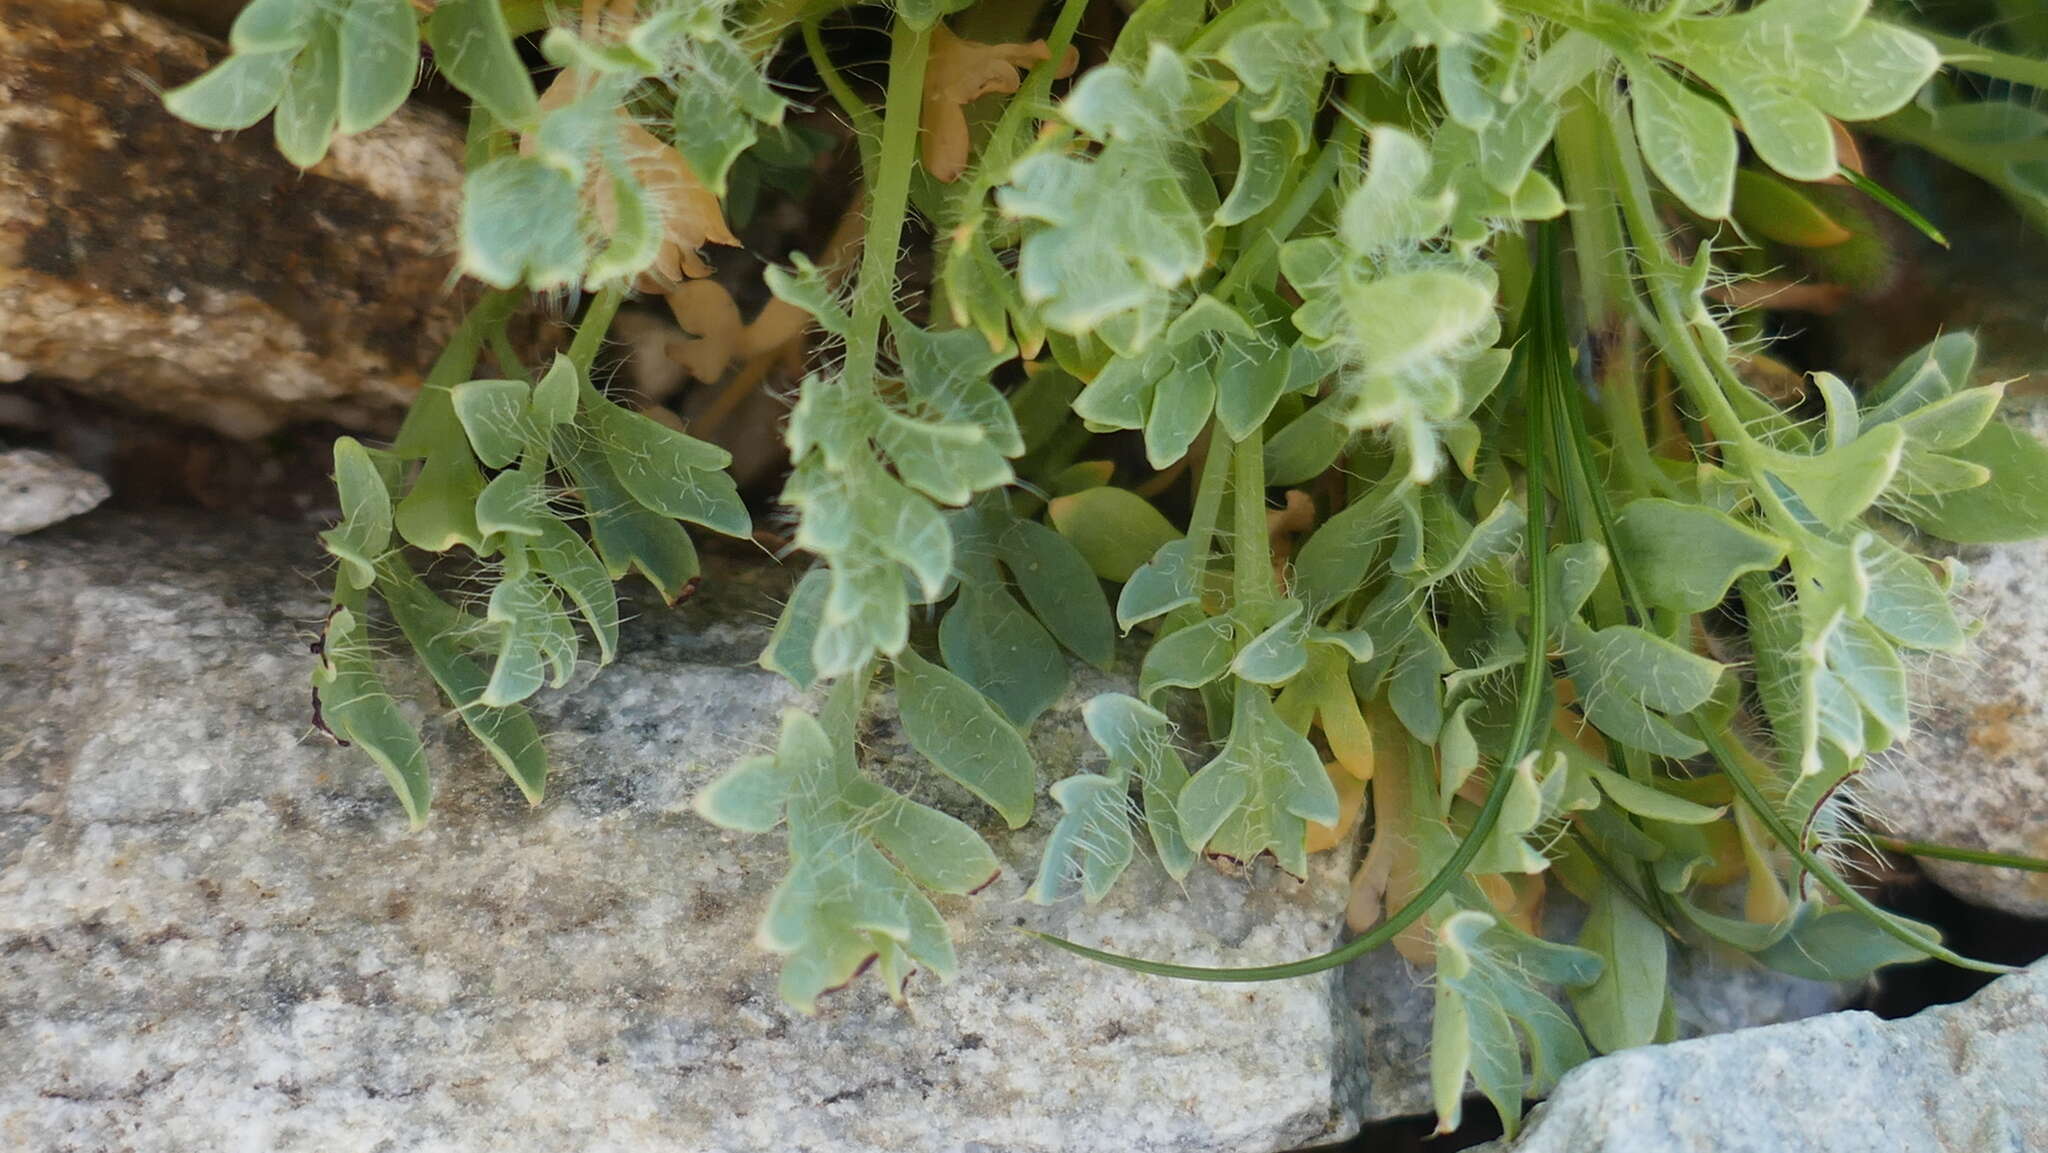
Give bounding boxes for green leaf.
[321,436,392,591]
[1562,622,1724,759]
[1900,419,2048,543]
[1611,498,1787,613]
[558,436,701,602]
[451,378,533,470]
[1139,614,1235,698]
[460,155,588,290]
[1583,763,1725,825]
[1117,538,1202,631]
[474,466,546,540]
[1761,422,1905,530]
[1627,59,1738,219]
[1432,910,1600,1137]
[1856,534,1965,652]
[890,317,1025,457]
[761,568,829,692]
[1754,903,1941,982]
[1177,680,1339,878]
[875,413,1013,506]
[995,516,1116,667]
[530,515,620,666]
[1233,599,1310,685]
[670,37,785,196]
[313,603,430,825]
[592,401,749,536]
[1047,487,1181,581]
[1032,774,1137,903]
[165,49,296,132]
[699,709,994,1013]
[231,0,316,54]
[274,23,341,168]
[336,0,418,135]
[393,447,486,553]
[894,649,1037,828]
[379,564,549,803]
[426,0,539,129]
[1570,886,1667,1053]
[940,584,1068,728]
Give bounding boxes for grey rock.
[1860,394,2048,917]
[0,515,1364,1153]
[0,0,535,439]
[1473,960,2048,1153]
[0,448,107,536]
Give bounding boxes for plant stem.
[1911,26,2048,90]
[568,284,627,377]
[841,17,933,393]
[803,18,882,177]
[1232,425,1274,615]
[1869,836,2048,875]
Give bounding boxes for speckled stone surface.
[1472,960,2048,1153]
[0,449,107,537]
[0,515,1365,1153]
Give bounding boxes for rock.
[1472,960,2048,1153]
[0,0,483,438]
[1857,393,2048,918]
[0,448,107,536]
[0,515,1366,1153]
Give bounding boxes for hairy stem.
[840,17,933,392]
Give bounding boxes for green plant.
[170,0,2048,1135]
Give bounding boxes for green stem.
[1027,280,1559,984]
[1185,431,1234,587]
[1910,26,2048,90]
[1601,92,1760,460]
[1232,425,1274,613]
[1211,95,1361,302]
[803,18,882,177]
[567,284,626,378]
[1870,836,2048,875]
[841,18,933,393]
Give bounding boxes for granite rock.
[1473,960,2048,1153]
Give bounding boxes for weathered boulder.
[0,448,106,536]
[1859,395,2048,917]
[1473,959,2048,1153]
[0,515,1861,1149]
[0,0,478,438]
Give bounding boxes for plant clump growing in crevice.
[167,0,2048,1135]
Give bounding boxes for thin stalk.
[1869,836,2048,874]
[841,18,933,392]
[803,18,882,177]
[1232,425,1274,615]
[567,284,627,377]
[1911,26,2048,90]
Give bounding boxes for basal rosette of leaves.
[167,0,2048,1134]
